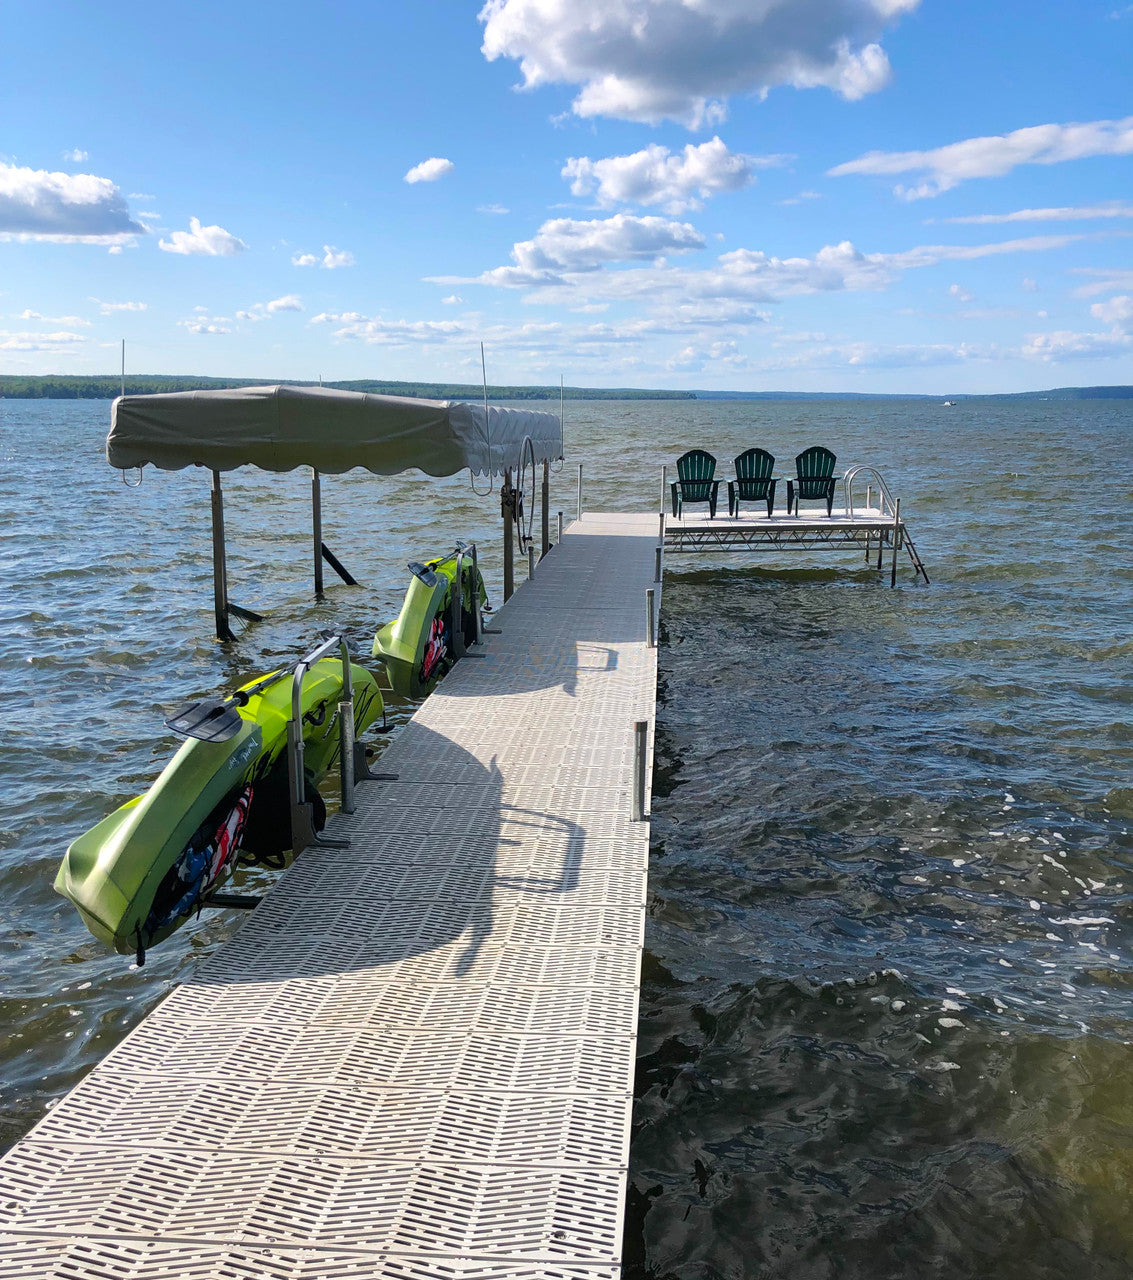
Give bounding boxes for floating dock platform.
[0,513,660,1279]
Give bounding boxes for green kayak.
[373,550,488,698]
[55,658,383,960]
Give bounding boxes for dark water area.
[1,397,1131,1276]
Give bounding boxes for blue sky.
[2,0,1132,392]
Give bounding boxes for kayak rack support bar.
[287,632,354,851]
[632,720,648,821]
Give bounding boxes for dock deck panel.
[0,513,659,1280]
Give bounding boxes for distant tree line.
[0,375,694,402]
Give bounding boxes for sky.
[2,0,1132,394]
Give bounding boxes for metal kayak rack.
[286,630,397,857]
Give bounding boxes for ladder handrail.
[842,464,897,519]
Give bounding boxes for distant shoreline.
[0,375,1130,402]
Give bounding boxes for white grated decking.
[0,513,659,1280]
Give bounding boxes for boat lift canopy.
[107,383,562,478]
[107,385,564,639]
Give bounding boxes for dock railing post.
[577,462,583,522]
[646,587,655,648]
[661,464,667,513]
[658,511,665,544]
[654,544,662,583]
[891,498,901,588]
[557,510,563,543]
[632,720,648,821]
[312,467,324,596]
[528,545,536,579]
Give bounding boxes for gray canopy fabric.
[106,384,563,477]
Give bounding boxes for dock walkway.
[0,513,659,1279]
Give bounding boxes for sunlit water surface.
[1,397,1130,1277]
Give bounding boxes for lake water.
[1,396,1130,1276]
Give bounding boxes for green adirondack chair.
[728,448,777,518]
[787,446,837,517]
[670,449,720,518]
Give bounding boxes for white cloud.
[1022,328,1132,361]
[180,315,232,334]
[159,216,246,256]
[18,309,91,326]
[830,116,1133,199]
[1090,295,1133,326]
[0,161,144,243]
[563,138,784,213]
[292,244,355,268]
[442,295,464,305]
[236,295,304,322]
[446,228,1085,319]
[61,149,89,163]
[948,283,974,303]
[435,213,705,288]
[780,190,822,206]
[479,0,918,127]
[405,157,455,184]
[321,245,354,268]
[96,299,147,315]
[0,329,87,350]
[478,203,510,215]
[937,201,1133,225]
[1071,267,1133,297]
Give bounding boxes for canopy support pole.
[503,467,515,602]
[541,460,550,558]
[312,468,324,596]
[210,470,234,642]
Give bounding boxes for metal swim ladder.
[843,464,930,584]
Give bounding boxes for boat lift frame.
[209,467,360,642]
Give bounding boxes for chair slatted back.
[795,446,837,498]
[676,449,717,501]
[734,448,775,492]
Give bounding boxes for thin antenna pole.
[481,342,489,417]
[120,339,125,397]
